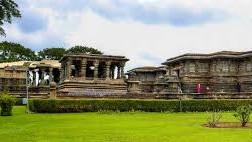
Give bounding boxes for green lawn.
[0,107,252,142]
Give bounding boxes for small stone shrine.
[126,66,166,93]
[0,60,60,97]
[58,53,129,97]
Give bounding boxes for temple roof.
[60,53,129,62]
[0,60,60,69]
[0,61,27,68]
[29,60,60,68]
[162,50,252,65]
[126,66,166,74]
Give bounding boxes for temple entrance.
[71,60,81,77]
[86,61,94,79]
[98,62,106,79]
[110,65,115,79]
[53,68,60,83]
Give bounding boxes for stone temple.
[162,51,252,94]
[0,60,60,97]
[1,50,252,99]
[126,66,166,93]
[58,53,129,97]
[127,51,252,97]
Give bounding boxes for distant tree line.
[0,41,103,63]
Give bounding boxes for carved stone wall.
[127,67,166,93]
[164,57,252,93]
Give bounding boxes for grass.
[0,107,252,142]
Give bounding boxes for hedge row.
[15,98,24,106]
[28,99,252,113]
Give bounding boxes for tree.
[0,41,36,62]
[207,111,222,127]
[234,105,252,127]
[66,45,103,55]
[0,0,21,36]
[38,47,66,60]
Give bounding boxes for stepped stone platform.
[56,91,252,99]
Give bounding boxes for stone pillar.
[184,61,189,73]
[117,65,121,79]
[59,66,63,82]
[49,82,57,99]
[49,68,53,83]
[111,66,115,79]
[180,62,184,75]
[105,61,111,80]
[64,64,67,79]
[13,70,16,78]
[195,60,199,73]
[40,68,45,85]
[212,60,217,74]
[94,60,99,80]
[32,71,36,86]
[109,68,112,78]
[120,62,125,79]
[103,66,106,78]
[81,58,87,80]
[66,59,72,79]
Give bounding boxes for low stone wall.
[57,92,161,99]
[164,93,252,99]
[11,86,49,99]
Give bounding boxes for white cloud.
[64,9,252,70]
[2,0,252,71]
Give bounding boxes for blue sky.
[1,0,252,70]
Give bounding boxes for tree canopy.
[66,45,103,55]
[0,41,36,63]
[37,45,103,60]
[38,47,66,60]
[0,42,103,62]
[0,0,21,36]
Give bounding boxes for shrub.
[207,111,222,127]
[29,99,252,113]
[233,105,252,127]
[29,99,180,113]
[0,92,16,116]
[15,98,24,106]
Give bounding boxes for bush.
[207,111,222,127]
[0,92,16,116]
[15,98,24,106]
[233,105,252,127]
[28,99,252,113]
[29,99,179,113]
